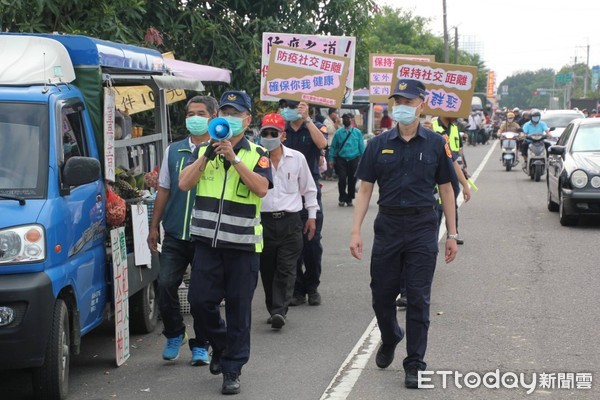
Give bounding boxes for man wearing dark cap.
[349,78,458,388]
[179,90,273,395]
[278,99,328,307]
[258,113,319,330]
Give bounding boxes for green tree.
[1,0,376,102]
[358,6,488,92]
[498,68,566,109]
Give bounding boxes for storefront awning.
[164,58,231,84]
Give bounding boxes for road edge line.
[320,140,499,400]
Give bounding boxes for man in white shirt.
[466,111,480,146]
[258,113,319,330]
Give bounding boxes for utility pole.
[454,26,459,63]
[584,44,590,97]
[443,0,449,63]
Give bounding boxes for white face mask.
[260,137,281,151]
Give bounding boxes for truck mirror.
[63,156,101,187]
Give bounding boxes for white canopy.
[0,36,76,85]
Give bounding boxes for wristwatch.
[305,116,313,123]
[447,234,459,240]
[232,155,242,165]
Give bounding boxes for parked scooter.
[500,131,519,171]
[522,133,547,182]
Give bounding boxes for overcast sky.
[382,0,600,87]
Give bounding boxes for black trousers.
[157,234,208,347]
[188,241,259,374]
[371,211,439,371]
[260,212,303,317]
[294,180,324,297]
[334,156,360,203]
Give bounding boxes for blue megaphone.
[208,117,232,141]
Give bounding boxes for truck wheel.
[32,299,69,400]
[129,282,158,334]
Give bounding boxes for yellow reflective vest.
[190,140,266,252]
[432,118,461,152]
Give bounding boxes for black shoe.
[266,316,272,324]
[209,349,222,375]
[308,292,321,306]
[338,201,346,207]
[396,294,407,308]
[405,368,420,389]
[346,201,353,207]
[289,295,306,306]
[221,372,241,395]
[375,340,400,369]
[271,314,285,330]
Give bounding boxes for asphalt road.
[2,139,599,399]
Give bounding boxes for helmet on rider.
[530,109,541,117]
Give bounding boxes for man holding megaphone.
[179,90,273,396]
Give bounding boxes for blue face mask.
[186,116,209,136]
[531,116,540,123]
[392,104,418,125]
[222,116,246,136]
[281,107,302,122]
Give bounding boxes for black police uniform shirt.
[355,124,455,208]
[284,121,325,180]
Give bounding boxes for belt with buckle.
[261,211,297,219]
[379,206,433,216]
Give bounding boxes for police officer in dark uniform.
[279,99,328,306]
[179,90,273,395]
[349,79,458,388]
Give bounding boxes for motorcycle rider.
[520,109,549,169]
[512,107,521,124]
[498,112,522,162]
[517,110,530,127]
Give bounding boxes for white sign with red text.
[261,33,355,104]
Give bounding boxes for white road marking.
[320,140,499,400]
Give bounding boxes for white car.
[541,109,585,144]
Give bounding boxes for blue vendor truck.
[0,33,206,399]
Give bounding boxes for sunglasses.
[261,130,280,138]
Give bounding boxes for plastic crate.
[178,284,191,314]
